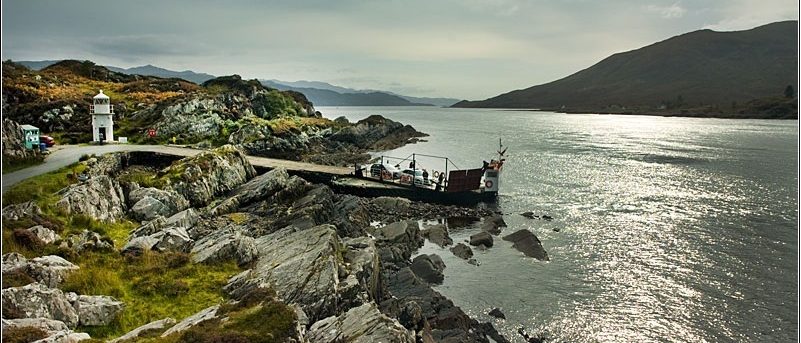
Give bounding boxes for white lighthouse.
[91,90,114,143]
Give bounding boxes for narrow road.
[2,144,352,194]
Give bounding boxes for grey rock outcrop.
[3,201,43,221]
[163,145,257,207]
[306,303,415,343]
[2,118,40,163]
[339,237,385,310]
[55,176,126,222]
[502,230,549,261]
[125,227,193,254]
[190,227,257,266]
[25,226,61,245]
[370,197,411,213]
[74,295,124,326]
[128,187,189,221]
[469,231,494,248]
[207,167,293,216]
[370,221,424,269]
[25,256,80,288]
[108,318,176,343]
[1,283,79,328]
[61,231,114,253]
[160,305,220,337]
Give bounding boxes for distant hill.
[261,80,438,106]
[453,21,798,118]
[15,60,215,84]
[264,79,462,107]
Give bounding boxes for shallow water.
[320,106,798,342]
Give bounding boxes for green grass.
[2,157,45,174]
[2,162,86,206]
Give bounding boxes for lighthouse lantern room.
[91,90,114,143]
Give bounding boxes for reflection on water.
[321,107,798,342]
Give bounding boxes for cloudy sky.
[2,0,798,100]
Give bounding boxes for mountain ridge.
[453,21,798,118]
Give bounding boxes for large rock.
[160,305,219,337]
[502,230,549,261]
[2,201,43,221]
[108,318,176,343]
[29,330,91,343]
[329,115,427,150]
[330,195,371,238]
[370,221,424,269]
[410,254,445,284]
[1,318,70,335]
[338,237,385,310]
[1,283,79,328]
[190,227,257,266]
[24,226,61,245]
[2,118,40,163]
[25,256,80,288]
[128,187,189,221]
[74,295,124,326]
[370,197,411,213]
[55,176,126,222]
[421,224,452,247]
[163,145,256,208]
[469,231,494,248]
[481,215,506,235]
[449,243,474,260]
[306,303,415,343]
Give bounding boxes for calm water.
[321,106,798,343]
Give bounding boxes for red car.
[39,135,55,147]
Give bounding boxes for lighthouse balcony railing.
[90,104,114,114]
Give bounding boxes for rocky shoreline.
[0,145,559,342]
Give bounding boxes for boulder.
[160,305,220,337]
[502,230,549,261]
[128,187,189,221]
[1,283,79,328]
[449,243,474,260]
[108,318,176,343]
[163,145,257,208]
[165,208,200,229]
[25,256,80,288]
[469,231,494,248]
[190,227,257,266]
[330,195,371,238]
[410,254,445,284]
[24,226,61,245]
[207,167,292,216]
[338,237,385,310]
[306,303,414,343]
[73,295,124,326]
[421,224,452,247]
[29,330,91,343]
[1,318,69,335]
[2,252,29,273]
[150,227,194,253]
[2,201,43,221]
[61,231,114,253]
[55,176,126,222]
[2,118,40,163]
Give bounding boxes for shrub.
[2,326,49,343]
[2,269,35,289]
[12,228,45,251]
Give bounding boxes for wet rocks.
[449,243,474,260]
[481,215,507,235]
[410,254,445,284]
[306,302,415,343]
[370,221,424,269]
[502,230,549,261]
[74,295,124,326]
[1,283,79,328]
[55,175,126,222]
[469,231,494,248]
[489,308,506,319]
[521,212,553,221]
[421,224,452,247]
[370,196,411,213]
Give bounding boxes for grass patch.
[2,156,45,174]
[62,250,240,340]
[2,162,86,206]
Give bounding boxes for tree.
[784,85,795,98]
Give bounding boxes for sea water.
[319,106,798,342]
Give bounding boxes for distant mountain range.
[453,21,798,118]
[14,60,461,107]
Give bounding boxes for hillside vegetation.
[454,21,798,118]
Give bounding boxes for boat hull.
[331,176,497,205]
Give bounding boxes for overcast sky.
[2,0,798,100]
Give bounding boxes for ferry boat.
[331,139,506,205]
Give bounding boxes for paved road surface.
[2,144,352,194]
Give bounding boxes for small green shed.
[21,124,40,150]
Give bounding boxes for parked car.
[401,168,434,187]
[39,135,55,147]
[370,163,401,179]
